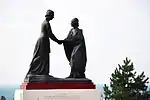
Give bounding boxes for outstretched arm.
[47,23,62,44]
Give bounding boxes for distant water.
[0,85,19,100]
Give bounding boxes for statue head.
[71,18,79,28]
[45,9,54,21]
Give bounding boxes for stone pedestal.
[15,76,100,100]
[14,89,101,100]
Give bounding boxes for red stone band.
[20,82,95,90]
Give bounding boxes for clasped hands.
[57,40,64,45]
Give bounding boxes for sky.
[0,0,150,85]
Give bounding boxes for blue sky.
[0,0,150,85]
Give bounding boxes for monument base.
[14,89,101,100]
[18,76,99,100]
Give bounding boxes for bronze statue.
[62,18,87,78]
[26,10,61,77]
[24,10,88,82]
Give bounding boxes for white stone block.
[14,89,101,100]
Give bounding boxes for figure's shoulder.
[78,28,83,33]
[41,20,50,29]
[69,28,73,33]
[70,28,74,31]
[70,28,83,34]
[42,20,49,25]
[78,28,82,30]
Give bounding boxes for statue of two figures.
[24,10,87,82]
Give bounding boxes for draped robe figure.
[63,28,87,78]
[26,19,59,76]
